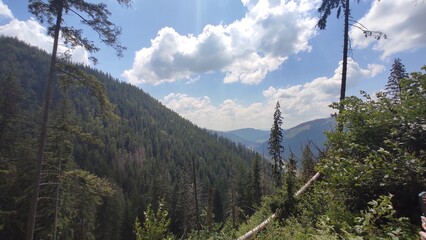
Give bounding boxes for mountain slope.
[211,128,269,149]
[216,117,336,159]
[0,37,262,238]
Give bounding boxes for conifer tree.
[26,1,130,239]
[268,101,284,188]
[227,167,240,230]
[0,73,30,239]
[134,200,171,240]
[251,157,262,207]
[318,0,351,104]
[176,159,202,235]
[237,167,254,217]
[283,152,298,218]
[385,58,408,103]
[300,144,317,183]
[318,0,385,124]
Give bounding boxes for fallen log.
[237,172,321,240]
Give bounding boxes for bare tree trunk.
[340,0,349,102]
[338,0,350,132]
[26,1,63,239]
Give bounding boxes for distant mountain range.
[212,117,337,160]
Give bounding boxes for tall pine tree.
[268,101,284,188]
[26,1,130,238]
[385,58,408,103]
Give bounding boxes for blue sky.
[1,0,425,131]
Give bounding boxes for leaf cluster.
[134,201,171,240]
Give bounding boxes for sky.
[1,0,425,131]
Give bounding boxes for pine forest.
[1,1,426,239]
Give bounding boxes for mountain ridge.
[213,117,336,159]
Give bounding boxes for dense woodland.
[0,37,272,239]
[1,33,425,240]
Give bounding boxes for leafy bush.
[351,194,413,239]
[134,201,172,240]
[319,67,426,220]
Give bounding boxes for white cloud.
[162,59,384,131]
[162,93,270,131]
[0,18,90,65]
[0,18,52,51]
[350,0,426,59]
[123,0,319,85]
[0,0,90,65]
[0,0,13,19]
[262,58,384,126]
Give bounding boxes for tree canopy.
[268,101,284,188]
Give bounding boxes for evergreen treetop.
[385,58,408,102]
[268,101,284,188]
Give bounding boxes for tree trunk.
[338,0,349,132]
[26,1,63,239]
[340,0,349,102]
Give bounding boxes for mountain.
[0,37,264,239]
[215,117,336,160]
[211,128,269,149]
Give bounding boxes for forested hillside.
[0,37,268,239]
[1,36,425,240]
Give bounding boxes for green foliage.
[352,194,412,239]
[57,63,118,120]
[298,182,352,235]
[235,65,426,239]
[251,156,262,208]
[268,101,284,187]
[256,217,338,240]
[0,71,36,239]
[134,201,171,240]
[235,196,274,237]
[282,153,298,219]
[320,67,426,220]
[300,144,317,183]
[186,223,231,240]
[317,0,350,30]
[0,37,262,238]
[57,170,115,240]
[385,58,408,102]
[28,0,130,62]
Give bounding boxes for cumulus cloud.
[350,0,426,59]
[263,58,384,125]
[163,59,384,131]
[0,0,13,19]
[0,18,90,65]
[0,1,90,65]
[123,0,319,85]
[162,93,270,131]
